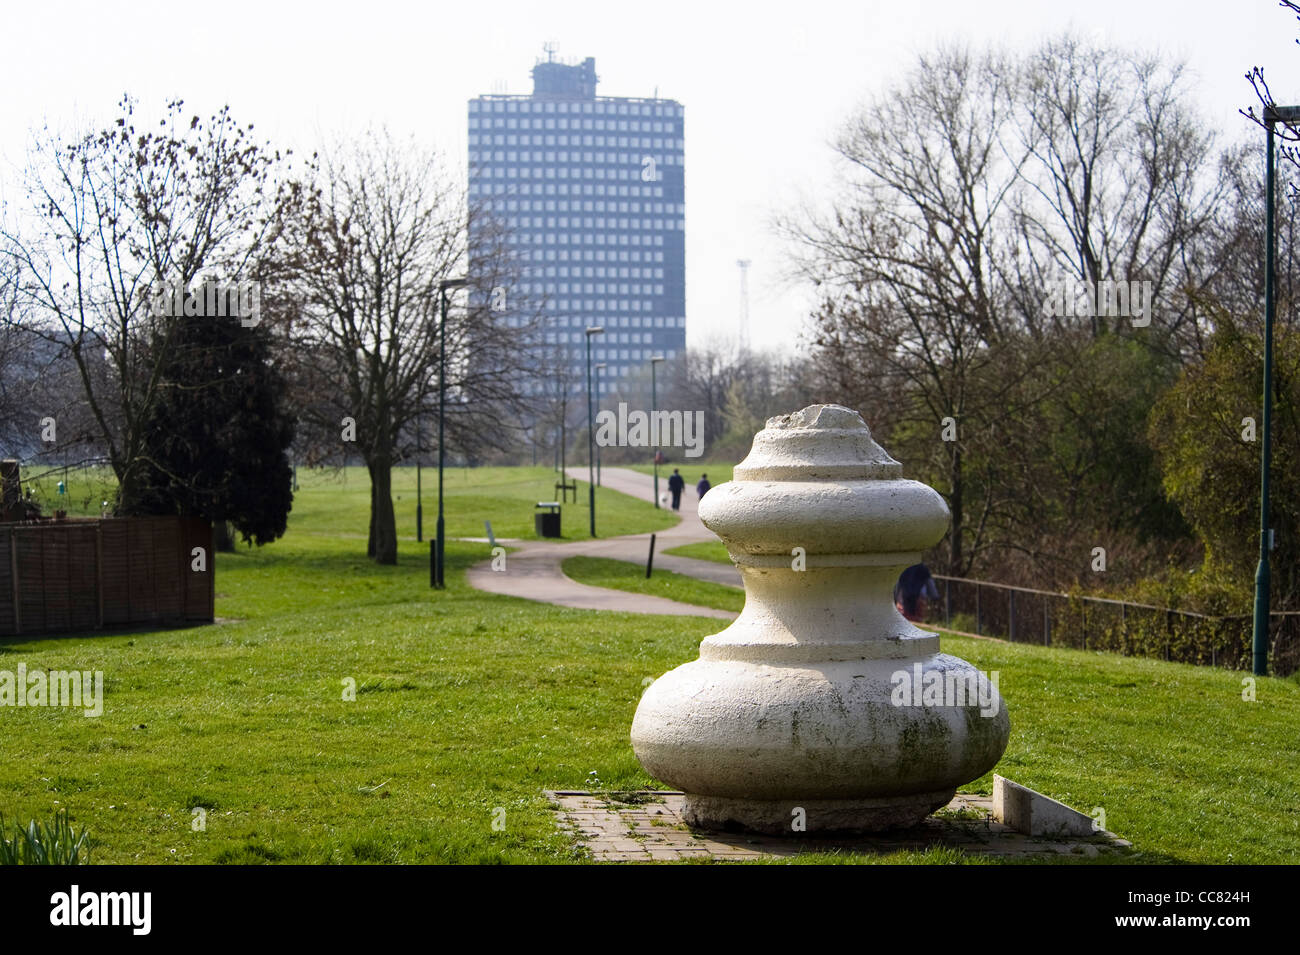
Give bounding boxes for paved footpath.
[465,466,741,619]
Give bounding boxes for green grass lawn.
[928,634,1300,866]
[562,556,745,614]
[626,461,735,488]
[663,540,732,564]
[554,554,1300,865]
[0,468,696,864]
[2,465,1298,863]
[287,465,679,543]
[20,464,677,543]
[18,465,119,518]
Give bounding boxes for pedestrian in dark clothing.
[667,468,685,511]
[894,563,939,622]
[696,474,711,500]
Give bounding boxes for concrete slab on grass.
[547,789,1131,863]
[992,774,1098,837]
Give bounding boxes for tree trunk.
[115,460,140,516]
[367,479,378,559]
[213,520,235,553]
[368,458,398,564]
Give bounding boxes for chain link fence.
[926,575,1300,677]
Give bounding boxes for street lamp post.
[650,354,665,507]
[1253,106,1300,674]
[435,277,468,589]
[585,326,605,537]
[416,405,423,543]
[594,362,606,486]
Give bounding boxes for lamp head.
[1266,104,1300,124]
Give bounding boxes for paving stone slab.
[546,790,1131,863]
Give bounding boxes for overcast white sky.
[2,0,1298,353]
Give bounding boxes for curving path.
[465,465,741,619]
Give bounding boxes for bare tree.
[658,339,742,458]
[1010,34,1227,349]
[0,96,297,513]
[780,45,1040,574]
[281,129,538,563]
[782,37,1227,582]
[0,268,39,459]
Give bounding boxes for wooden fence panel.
[0,529,14,634]
[181,518,214,622]
[100,520,130,626]
[41,528,70,633]
[17,530,45,633]
[152,518,182,620]
[68,524,98,631]
[0,516,212,637]
[127,518,156,625]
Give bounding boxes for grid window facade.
[468,58,685,388]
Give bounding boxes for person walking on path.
[667,468,685,511]
[696,473,711,500]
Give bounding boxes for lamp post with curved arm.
[585,326,605,537]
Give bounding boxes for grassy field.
[285,465,679,543]
[663,540,732,564]
[0,468,694,864]
[1,465,1298,863]
[564,551,1300,865]
[17,465,119,518]
[626,461,735,488]
[19,464,678,543]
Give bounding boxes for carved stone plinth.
[631,405,1010,834]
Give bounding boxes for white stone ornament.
[631,404,1010,833]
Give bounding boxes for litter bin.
[535,501,561,538]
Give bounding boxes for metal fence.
[927,575,1300,677]
[0,516,213,637]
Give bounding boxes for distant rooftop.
[531,54,599,100]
